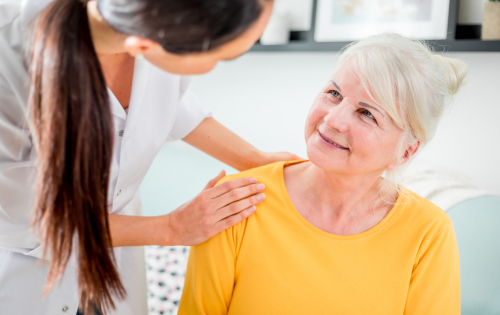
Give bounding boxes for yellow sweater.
[178,161,460,315]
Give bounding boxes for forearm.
[182,118,264,171]
[108,169,266,248]
[108,213,172,247]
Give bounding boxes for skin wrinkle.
[359,101,385,118]
[330,80,385,120]
[327,80,387,125]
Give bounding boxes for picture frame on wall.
[314,0,451,42]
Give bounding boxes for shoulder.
[399,190,459,275]
[213,162,288,243]
[399,188,455,233]
[217,161,286,187]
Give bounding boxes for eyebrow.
[359,102,385,118]
[330,80,341,92]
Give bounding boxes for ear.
[386,140,421,170]
[123,36,161,57]
[402,140,421,164]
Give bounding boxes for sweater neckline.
[276,160,405,241]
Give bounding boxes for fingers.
[290,153,303,161]
[167,175,264,246]
[214,192,265,221]
[207,177,258,199]
[214,183,266,211]
[213,206,257,233]
[204,170,226,190]
[280,152,303,161]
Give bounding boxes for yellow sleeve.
[404,219,460,315]
[177,175,242,315]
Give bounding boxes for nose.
[324,100,350,133]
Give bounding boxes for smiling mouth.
[318,131,349,150]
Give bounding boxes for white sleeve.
[0,81,41,256]
[166,77,212,142]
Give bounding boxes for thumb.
[204,170,226,190]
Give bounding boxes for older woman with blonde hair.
[178,33,468,315]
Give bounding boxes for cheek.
[306,97,329,127]
[304,101,325,139]
[360,129,401,164]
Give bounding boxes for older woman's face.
[304,66,403,176]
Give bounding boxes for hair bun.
[432,54,468,95]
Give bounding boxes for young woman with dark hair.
[0,0,296,314]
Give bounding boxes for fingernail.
[256,184,265,191]
[250,178,257,184]
[247,206,256,213]
[256,193,265,201]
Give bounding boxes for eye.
[362,109,374,119]
[359,109,377,125]
[329,90,342,100]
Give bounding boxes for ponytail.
[431,55,468,95]
[28,0,125,312]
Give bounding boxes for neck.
[294,162,391,219]
[87,1,128,55]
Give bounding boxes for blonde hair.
[334,33,468,201]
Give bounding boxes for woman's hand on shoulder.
[164,170,266,246]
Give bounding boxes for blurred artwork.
[315,0,449,41]
[332,0,432,24]
[331,0,432,24]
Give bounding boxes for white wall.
[141,51,500,216]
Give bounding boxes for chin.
[160,65,214,76]
[147,57,216,75]
[306,144,342,173]
[304,131,345,171]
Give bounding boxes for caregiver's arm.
[404,219,460,314]
[183,117,300,171]
[108,172,263,247]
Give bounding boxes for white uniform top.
[0,0,211,314]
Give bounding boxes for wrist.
[249,150,269,169]
[159,214,177,246]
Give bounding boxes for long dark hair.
[28,0,265,313]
